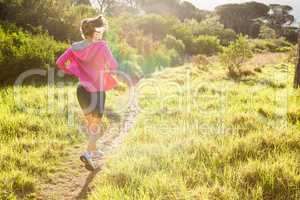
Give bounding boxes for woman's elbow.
[55,58,64,69]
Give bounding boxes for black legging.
[76,84,106,118]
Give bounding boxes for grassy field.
[88,54,300,200]
[0,82,124,199]
[0,53,299,199]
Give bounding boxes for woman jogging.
[56,15,119,171]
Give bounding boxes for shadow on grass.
[75,164,103,200]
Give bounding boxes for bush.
[119,60,143,79]
[0,0,97,41]
[193,16,236,46]
[250,39,276,53]
[170,23,194,55]
[163,34,185,55]
[108,19,178,76]
[272,37,292,49]
[163,35,185,65]
[136,14,177,40]
[192,55,210,71]
[105,18,143,77]
[141,43,173,74]
[259,25,277,39]
[192,35,222,56]
[250,38,292,53]
[220,35,253,78]
[287,45,298,64]
[220,28,237,46]
[0,25,67,84]
[275,46,293,53]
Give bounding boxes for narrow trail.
[37,87,139,200]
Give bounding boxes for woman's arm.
[103,42,118,73]
[56,48,75,75]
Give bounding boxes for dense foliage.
[221,35,253,77]
[0,23,67,84]
[0,0,297,84]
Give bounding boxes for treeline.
[0,0,297,84]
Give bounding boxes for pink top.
[56,40,118,92]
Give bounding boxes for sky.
[188,0,299,25]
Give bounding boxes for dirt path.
[37,87,139,200]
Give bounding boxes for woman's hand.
[110,71,129,86]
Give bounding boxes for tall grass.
[0,84,123,199]
[88,57,300,199]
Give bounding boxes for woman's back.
[56,40,118,92]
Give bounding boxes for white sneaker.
[80,152,97,171]
[91,149,104,160]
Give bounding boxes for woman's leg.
[85,91,106,152]
[77,84,106,154]
[85,113,102,152]
[77,85,101,152]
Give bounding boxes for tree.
[170,23,194,54]
[283,26,298,43]
[73,0,91,5]
[163,34,185,55]
[136,14,175,40]
[192,35,222,56]
[220,35,253,78]
[137,0,179,15]
[177,1,209,21]
[216,2,269,37]
[255,4,295,39]
[94,0,116,13]
[268,4,294,35]
[294,29,300,88]
[194,16,236,45]
[0,0,97,41]
[125,0,138,9]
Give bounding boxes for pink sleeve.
[103,43,118,72]
[55,48,75,75]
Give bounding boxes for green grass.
[88,59,300,199]
[0,84,122,199]
[1,54,299,199]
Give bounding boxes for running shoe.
[80,152,97,171]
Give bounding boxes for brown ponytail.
[80,15,107,39]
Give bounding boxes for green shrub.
[272,37,292,49]
[0,25,67,84]
[275,46,293,53]
[220,35,253,77]
[192,55,210,71]
[287,45,298,64]
[108,17,176,76]
[192,35,222,56]
[119,60,143,78]
[0,0,97,41]
[220,28,237,46]
[170,23,194,55]
[250,38,292,53]
[163,35,185,65]
[163,34,185,55]
[136,14,177,40]
[193,16,236,46]
[259,25,277,39]
[250,39,275,53]
[105,18,143,77]
[141,43,173,74]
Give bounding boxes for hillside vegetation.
[0,0,300,199]
[0,0,297,84]
[0,83,125,199]
[88,54,300,200]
